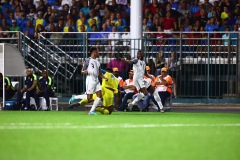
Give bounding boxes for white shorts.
[134,78,151,91]
[86,76,101,94]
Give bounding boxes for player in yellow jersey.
[69,68,119,115]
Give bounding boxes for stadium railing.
[0,31,239,99]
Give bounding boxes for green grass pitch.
[0,111,239,160]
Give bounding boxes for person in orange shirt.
[154,67,173,106]
[118,70,136,111]
[144,66,155,86]
[113,67,124,90]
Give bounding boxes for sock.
[131,93,145,105]
[90,97,102,112]
[153,90,163,110]
[75,95,87,99]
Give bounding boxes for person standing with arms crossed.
[81,47,108,115]
[121,50,165,113]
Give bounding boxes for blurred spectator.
[210,29,221,57]
[202,0,212,12]
[45,16,57,32]
[118,70,136,111]
[62,4,70,17]
[205,17,218,32]
[20,0,35,14]
[57,18,65,32]
[14,5,22,20]
[61,0,72,7]
[98,2,107,21]
[142,17,148,32]
[221,6,230,20]
[167,51,179,98]
[115,12,127,26]
[33,11,47,30]
[155,50,166,74]
[185,27,199,57]
[99,23,109,52]
[86,18,97,31]
[197,27,208,57]
[108,25,121,53]
[161,11,177,32]
[34,24,46,38]
[1,0,12,15]
[143,26,154,52]
[105,18,113,31]
[6,12,15,26]
[230,24,238,53]
[115,18,125,32]
[106,0,120,12]
[47,0,57,6]
[22,20,35,38]
[193,19,202,31]
[151,14,161,31]
[70,7,79,23]
[17,10,28,31]
[70,0,81,11]
[219,18,232,31]
[76,11,87,30]
[219,0,235,12]
[190,0,200,15]
[52,0,62,14]
[9,19,20,38]
[194,7,208,27]
[110,12,116,25]
[1,18,10,32]
[36,0,46,13]
[80,1,90,16]
[227,12,236,26]
[221,26,230,58]
[0,73,16,101]
[34,69,55,111]
[121,26,130,51]
[63,18,77,32]
[27,6,37,22]
[44,5,54,24]
[89,24,101,45]
[154,67,173,105]
[107,53,130,80]
[207,6,217,18]
[151,25,168,56]
[50,26,64,45]
[87,9,101,28]
[92,0,102,17]
[147,59,156,77]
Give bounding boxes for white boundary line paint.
[0,123,240,130]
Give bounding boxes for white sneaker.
[127,102,134,111]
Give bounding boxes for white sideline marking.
[0,123,239,130]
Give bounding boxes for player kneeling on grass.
[69,68,119,115]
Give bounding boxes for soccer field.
[0,111,239,160]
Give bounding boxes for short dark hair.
[105,67,113,73]
[90,47,97,54]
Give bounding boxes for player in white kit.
[81,47,108,115]
[122,50,164,112]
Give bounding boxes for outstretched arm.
[121,58,138,65]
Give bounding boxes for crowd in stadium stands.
[0,0,239,54]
